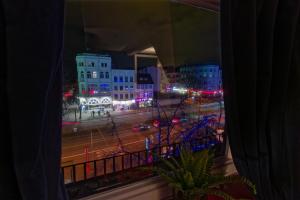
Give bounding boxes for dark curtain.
[0,0,67,199]
[221,0,300,199]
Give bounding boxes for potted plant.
[153,148,256,200]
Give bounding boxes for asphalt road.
[61,102,224,165]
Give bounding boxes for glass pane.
[62,0,223,196]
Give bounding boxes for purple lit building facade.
[136,73,154,108]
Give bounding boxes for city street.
[62,102,224,166]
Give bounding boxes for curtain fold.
[0,0,67,199]
[221,0,300,199]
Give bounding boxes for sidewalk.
[62,107,153,122]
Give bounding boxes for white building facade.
[76,53,113,112]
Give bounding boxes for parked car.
[132,124,151,132]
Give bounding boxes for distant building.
[136,73,154,108]
[111,69,136,110]
[180,64,222,91]
[76,53,113,112]
[138,66,161,95]
[163,66,182,92]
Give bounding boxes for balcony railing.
[63,133,225,199]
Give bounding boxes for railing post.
[145,150,148,165]
[83,163,87,180]
[138,152,141,166]
[94,160,97,177]
[62,168,65,183]
[104,159,107,175]
[122,155,124,170]
[113,157,116,172]
[72,165,76,183]
[130,153,133,168]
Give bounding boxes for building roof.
[112,67,134,71]
[76,53,110,58]
[137,73,154,84]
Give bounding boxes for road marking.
[62,139,145,160]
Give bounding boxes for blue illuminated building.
[180,64,222,91]
[76,53,137,111]
[111,68,136,110]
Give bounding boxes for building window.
[88,84,97,93]
[80,71,84,79]
[114,76,118,82]
[120,94,123,99]
[92,71,97,78]
[91,62,95,67]
[120,86,123,91]
[130,76,133,82]
[99,83,110,91]
[130,93,133,99]
[119,76,123,82]
[105,72,109,79]
[125,85,128,90]
[125,94,128,99]
[114,94,118,99]
[87,71,91,79]
[130,85,134,89]
[114,86,118,90]
[101,63,104,67]
[125,76,128,82]
[100,72,104,78]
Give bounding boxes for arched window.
[87,71,91,78]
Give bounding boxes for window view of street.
[62,57,224,165]
[62,0,223,197]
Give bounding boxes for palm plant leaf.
[151,146,256,200]
[179,147,189,169]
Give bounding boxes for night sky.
[63,0,220,85]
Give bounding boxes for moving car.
[132,124,151,132]
[153,119,169,128]
[153,117,188,128]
